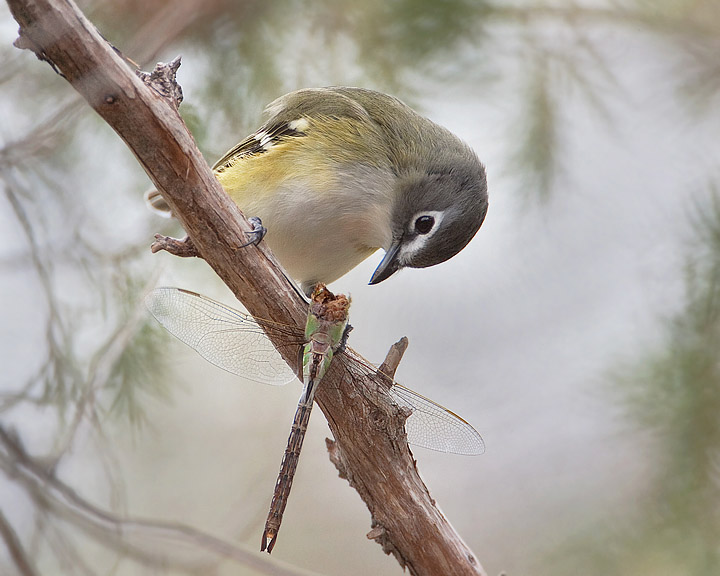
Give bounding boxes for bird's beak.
[369,238,403,285]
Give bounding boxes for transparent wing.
[145,287,299,386]
[146,288,484,454]
[388,384,485,456]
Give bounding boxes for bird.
[146,87,488,294]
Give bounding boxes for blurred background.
[1,0,719,574]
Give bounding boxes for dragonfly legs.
[337,323,354,354]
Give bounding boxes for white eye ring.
[398,210,445,262]
[408,210,444,238]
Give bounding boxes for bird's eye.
[414,215,435,235]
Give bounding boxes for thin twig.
[378,337,409,382]
[0,507,39,576]
[0,426,325,576]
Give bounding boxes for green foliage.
[515,59,559,204]
[105,282,172,429]
[550,187,720,575]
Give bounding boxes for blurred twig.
[1,171,76,405]
[0,507,39,576]
[0,427,324,576]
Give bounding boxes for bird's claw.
[240,216,267,248]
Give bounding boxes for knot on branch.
[13,29,63,76]
[368,520,407,567]
[366,523,386,542]
[150,234,199,257]
[325,438,349,480]
[137,56,183,109]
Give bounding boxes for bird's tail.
[144,189,174,218]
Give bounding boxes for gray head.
[370,150,488,284]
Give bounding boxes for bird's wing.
[212,88,373,173]
[212,120,307,172]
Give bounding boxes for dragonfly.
[145,286,484,553]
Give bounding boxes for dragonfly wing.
[388,384,485,456]
[145,288,298,386]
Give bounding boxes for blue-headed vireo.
[146,87,488,293]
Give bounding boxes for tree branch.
[6,1,486,574]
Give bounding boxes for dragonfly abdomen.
[262,378,319,552]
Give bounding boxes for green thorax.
[302,285,351,385]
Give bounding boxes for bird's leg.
[150,234,199,257]
[151,215,264,257]
[238,216,267,248]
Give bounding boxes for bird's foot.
[239,216,267,248]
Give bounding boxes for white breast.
[259,164,395,286]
